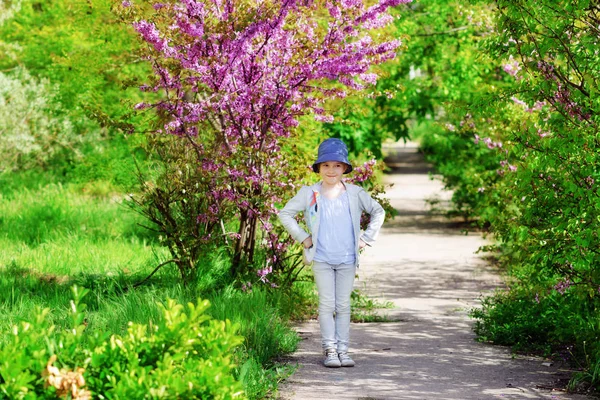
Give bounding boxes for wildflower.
[314,114,334,123]
[242,282,252,292]
[503,56,521,78]
[122,0,132,6]
[529,101,546,112]
[257,264,272,283]
[554,278,571,295]
[538,129,550,138]
[510,96,527,107]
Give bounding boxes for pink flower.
[129,0,414,275]
[314,114,334,123]
[510,96,527,108]
[242,282,252,292]
[503,56,521,78]
[529,101,546,112]
[537,129,550,138]
[554,278,572,295]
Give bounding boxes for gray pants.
[312,261,356,352]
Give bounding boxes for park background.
[0,0,599,398]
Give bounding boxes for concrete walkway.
[278,142,592,400]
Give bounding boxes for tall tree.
[123,0,411,281]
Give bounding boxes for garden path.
[277,141,593,400]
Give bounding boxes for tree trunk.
[232,211,248,276]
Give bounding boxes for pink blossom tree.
[123,0,410,283]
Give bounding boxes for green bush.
[419,118,503,223]
[0,68,91,173]
[0,287,246,399]
[472,283,600,373]
[404,0,600,391]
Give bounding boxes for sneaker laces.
[324,349,338,360]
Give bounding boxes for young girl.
[278,138,385,368]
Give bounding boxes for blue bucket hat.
[312,138,353,174]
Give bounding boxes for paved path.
[278,142,592,400]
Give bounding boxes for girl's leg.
[312,261,336,350]
[333,263,356,353]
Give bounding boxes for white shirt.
[314,192,356,264]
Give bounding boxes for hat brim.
[312,156,353,174]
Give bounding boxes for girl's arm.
[278,187,311,245]
[357,189,385,245]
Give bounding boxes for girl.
[278,138,385,368]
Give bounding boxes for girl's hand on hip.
[302,236,313,249]
[359,239,367,249]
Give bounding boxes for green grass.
[0,174,301,399]
[351,286,395,323]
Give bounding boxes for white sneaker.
[338,352,355,367]
[323,348,341,368]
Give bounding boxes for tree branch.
[133,258,179,288]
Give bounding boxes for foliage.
[345,158,397,227]
[0,176,301,399]
[323,86,408,159]
[0,287,245,399]
[0,1,21,29]
[0,0,156,193]
[0,0,150,131]
[122,0,411,284]
[324,0,498,157]
[0,68,87,173]
[411,0,600,390]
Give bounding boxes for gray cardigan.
[278,182,385,266]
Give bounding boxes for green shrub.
[0,287,246,399]
[0,68,91,173]
[472,280,600,357]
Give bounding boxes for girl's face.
[319,161,346,186]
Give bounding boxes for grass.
[351,285,395,323]
[0,169,395,397]
[0,175,301,399]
